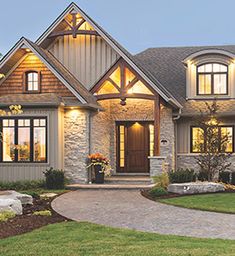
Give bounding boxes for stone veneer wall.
[91,99,175,175]
[64,109,90,183]
[177,155,235,173]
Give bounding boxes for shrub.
[149,187,168,198]
[219,171,230,184]
[168,168,196,183]
[23,191,40,199]
[33,210,52,216]
[0,211,16,222]
[231,172,235,185]
[152,173,169,189]
[0,180,45,191]
[44,168,65,189]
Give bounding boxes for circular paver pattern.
[52,190,235,240]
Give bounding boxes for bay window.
[197,63,228,95]
[0,117,47,163]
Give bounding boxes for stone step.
[105,176,151,185]
[66,183,155,190]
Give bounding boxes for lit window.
[1,117,47,162]
[191,126,233,153]
[26,71,39,92]
[191,127,205,153]
[197,63,228,95]
[2,120,15,162]
[221,127,233,153]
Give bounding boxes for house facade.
[0,3,235,183]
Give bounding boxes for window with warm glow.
[149,124,154,157]
[0,117,47,162]
[191,126,233,153]
[25,71,39,92]
[191,127,205,153]
[96,65,153,96]
[197,63,228,95]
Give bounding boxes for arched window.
[197,63,228,95]
[25,71,40,92]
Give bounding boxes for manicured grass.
[159,193,235,214]
[0,222,235,256]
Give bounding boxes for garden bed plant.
[0,192,69,239]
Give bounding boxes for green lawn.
[159,193,235,214]
[0,222,235,256]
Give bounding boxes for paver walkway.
[52,190,235,240]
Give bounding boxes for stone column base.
[148,156,169,182]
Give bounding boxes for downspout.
[173,108,182,171]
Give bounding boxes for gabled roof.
[0,37,100,109]
[135,45,235,105]
[36,2,182,109]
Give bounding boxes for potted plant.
[87,153,111,184]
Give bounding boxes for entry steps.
[66,175,154,190]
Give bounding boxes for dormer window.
[25,71,40,93]
[197,63,228,95]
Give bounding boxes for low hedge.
[168,168,196,183]
[44,168,65,189]
[0,180,45,191]
[219,171,230,184]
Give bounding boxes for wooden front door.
[117,122,153,173]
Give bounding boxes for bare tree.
[195,100,231,181]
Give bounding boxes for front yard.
[158,193,235,214]
[1,221,235,256]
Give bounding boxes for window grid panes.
[26,72,39,91]
[0,117,47,163]
[191,126,233,153]
[197,63,228,95]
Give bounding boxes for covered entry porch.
[90,59,175,178]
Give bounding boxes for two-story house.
[0,2,234,183]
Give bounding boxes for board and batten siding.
[0,107,64,182]
[48,35,120,89]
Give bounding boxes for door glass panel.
[149,124,154,157]
[119,125,125,167]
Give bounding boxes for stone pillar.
[149,156,169,181]
[64,109,90,183]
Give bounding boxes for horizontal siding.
[0,53,74,97]
[0,108,63,182]
[49,35,120,89]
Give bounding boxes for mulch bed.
[0,196,69,239]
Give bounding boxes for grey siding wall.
[0,107,64,182]
[49,35,120,89]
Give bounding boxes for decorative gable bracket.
[48,12,100,38]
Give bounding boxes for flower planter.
[94,165,105,184]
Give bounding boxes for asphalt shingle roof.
[135,45,235,107]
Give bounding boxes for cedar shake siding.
[0,53,74,97]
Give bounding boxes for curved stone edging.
[52,190,235,240]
